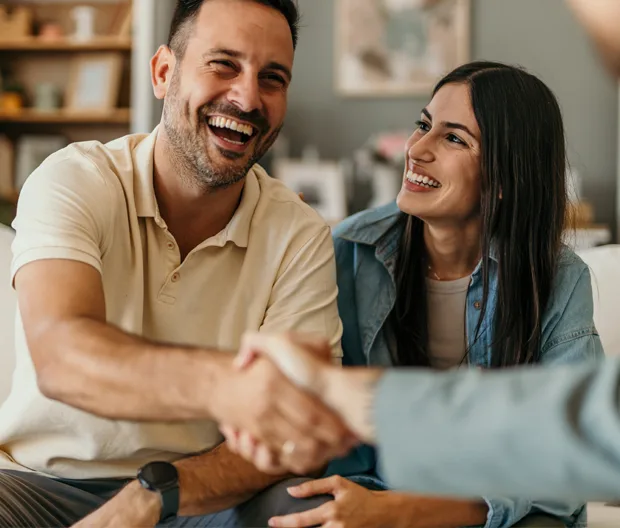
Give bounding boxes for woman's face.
[396,83,483,224]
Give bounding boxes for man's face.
[160,0,294,189]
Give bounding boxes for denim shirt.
[325,202,603,528]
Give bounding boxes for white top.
[0,128,343,479]
[426,276,471,370]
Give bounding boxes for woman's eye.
[415,120,430,132]
[447,134,465,145]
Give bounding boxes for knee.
[235,477,333,527]
[260,477,332,517]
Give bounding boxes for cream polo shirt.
[0,128,343,479]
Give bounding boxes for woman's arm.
[381,493,488,528]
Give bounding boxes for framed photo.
[274,160,348,224]
[335,0,470,97]
[15,135,67,190]
[65,54,123,111]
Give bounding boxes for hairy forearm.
[382,493,488,528]
[36,317,231,421]
[174,443,289,516]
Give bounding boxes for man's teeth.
[207,116,254,137]
[406,170,441,188]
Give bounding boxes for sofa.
[0,222,619,526]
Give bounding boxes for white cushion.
[577,245,620,357]
[0,224,15,405]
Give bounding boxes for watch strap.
[159,484,180,522]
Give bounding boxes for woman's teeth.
[406,170,441,188]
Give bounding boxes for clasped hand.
[221,333,357,475]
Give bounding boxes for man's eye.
[262,74,286,86]
[212,60,235,69]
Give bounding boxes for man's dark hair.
[167,0,299,58]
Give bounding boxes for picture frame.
[65,53,123,111]
[335,0,470,97]
[273,160,348,224]
[15,135,67,191]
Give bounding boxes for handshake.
[214,333,382,476]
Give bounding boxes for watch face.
[139,462,178,489]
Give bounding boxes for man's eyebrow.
[421,108,476,138]
[203,48,244,59]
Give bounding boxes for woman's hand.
[267,477,490,528]
[267,476,391,528]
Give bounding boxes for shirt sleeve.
[11,146,114,283]
[259,225,343,363]
[480,265,601,528]
[374,358,620,502]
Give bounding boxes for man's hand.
[72,481,160,528]
[234,333,333,393]
[212,351,355,475]
[223,333,385,474]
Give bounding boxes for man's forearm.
[38,317,231,421]
[175,443,288,516]
[121,443,288,518]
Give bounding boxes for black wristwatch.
[137,461,179,523]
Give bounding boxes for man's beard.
[162,74,281,190]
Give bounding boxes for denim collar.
[335,201,499,279]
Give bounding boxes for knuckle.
[331,475,344,486]
[325,501,339,517]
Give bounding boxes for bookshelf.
[0,107,131,124]
[0,36,132,52]
[0,1,133,225]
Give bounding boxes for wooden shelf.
[0,37,132,52]
[0,108,131,124]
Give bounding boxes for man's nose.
[228,74,262,114]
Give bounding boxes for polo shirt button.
[171,272,180,282]
[473,301,481,310]
[167,242,175,250]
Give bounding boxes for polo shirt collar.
[132,126,260,249]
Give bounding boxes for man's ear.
[151,45,176,100]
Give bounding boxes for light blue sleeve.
[374,261,620,502]
[375,358,620,501]
[481,267,602,527]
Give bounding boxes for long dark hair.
[390,61,568,368]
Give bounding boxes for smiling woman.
[295,60,602,528]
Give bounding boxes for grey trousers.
[0,470,331,528]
